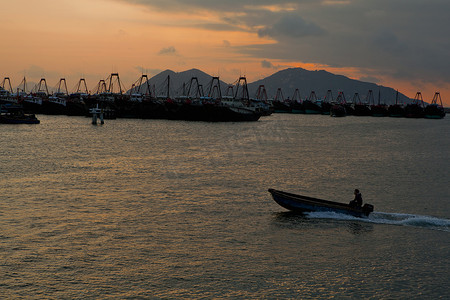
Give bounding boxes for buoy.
[89,104,104,125]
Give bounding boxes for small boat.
[0,104,40,124]
[268,188,374,217]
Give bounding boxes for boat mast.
[1,77,13,94]
[352,92,361,104]
[94,79,107,94]
[414,92,424,107]
[208,76,222,100]
[131,74,151,96]
[431,92,442,106]
[308,91,317,102]
[366,90,375,105]
[187,77,202,99]
[75,78,89,94]
[336,91,346,104]
[57,78,69,95]
[274,88,284,102]
[324,90,333,103]
[167,75,170,99]
[37,78,49,95]
[106,73,123,94]
[234,77,249,100]
[256,85,268,102]
[225,85,234,98]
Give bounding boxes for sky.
[1,0,449,105]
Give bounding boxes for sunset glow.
[1,0,449,105]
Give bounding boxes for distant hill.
[139,68,412,104]
[141,69,229,98]
[247,68,411,104]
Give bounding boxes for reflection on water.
[0,115,449,298]
[271,211,374,234]
[271,211,309,226]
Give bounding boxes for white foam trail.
[305,211,450,232]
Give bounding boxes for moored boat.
[330,91,348,117]
[0,104,40,124]
[388,90,405,117]
[370,90,389,117]
[290,89,304,114]
[405,92,425,118]
[268,188,374,217]
[272,88,291,113]
[424,92,445,119]
[321,90,333,115]
[303,91,322,114]
[352,92,371,116]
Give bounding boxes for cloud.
[116,0,450,86]
[359,76,380,84]
[372,31,407,54]
[261,60,275,69]
[321,0,351,5]
[134,66,163,76]
[119,0,290,13]
[258,14,326,39]
[158,46,177,55]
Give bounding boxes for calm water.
[0,114,449,298]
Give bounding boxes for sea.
[0,113,449,299]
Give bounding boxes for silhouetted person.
[349,189,363,207]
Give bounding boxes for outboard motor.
[362,204,374,216]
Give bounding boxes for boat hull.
[330,104,346,117]
[268,188,373,218]
[303,100,322,114]
[0,117,40,124]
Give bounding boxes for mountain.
[142,69,229,98]
[141,67,412,104]
[247,68,411,104]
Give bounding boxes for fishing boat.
[271,88,291,113]
[303,91,322,114]
[0,104,40,124]
[321,90,333,115]
[290,89,304,114]
[330,91,347,117]
[369,90,388,117]
[352,92,371,116]
[388,90,405,118]
[268,188,374,218]
[424,92,445,119]
[405,92,425,118]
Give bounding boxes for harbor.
[3,0,450,298]
[0,73,446,123]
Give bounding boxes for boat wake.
[305,211,450,232]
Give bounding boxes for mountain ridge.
[143,67,413,104]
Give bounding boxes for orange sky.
[1,0,448,105]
